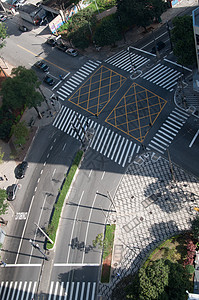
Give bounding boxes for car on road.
[46,38,57,47]
[0,15,7,22]
[44,75,54,86]
[34,60,49,72]
[151,40,166,54]
[56,42,68,52]
[19,25,28,32]
[7,184,19,201]
[15,161,28,179]
[65,48,78,57]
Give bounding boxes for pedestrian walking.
[0,261,7,267]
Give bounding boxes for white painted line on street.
[69,282,74,300]
[62,143,66,151]
[43,161,46,166]
[0,263,41,266]
[64,282,69,300]
[75,282,80,300]
[29,194,48,263]
[54,263,100,267]
[34,187,37,192]
[80,282,85,300]
[101,171,105,180]
[189,129,199,148]
[130,46,155,56]
[40,169,43,175]
[47,153,50,158]
[86,282,91,300]
[66,190,84,263]
[53,138,57,143]
[50,145,53,151]
[37,178,40,184]
[88,169,92,178]
[31,282,37,300]
[82,193,97,263]
[91,282,96,300]
[48,282,54,300]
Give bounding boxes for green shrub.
[185,264,195,274]
[46,150,83,249]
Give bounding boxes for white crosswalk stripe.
[53,106,140,167]
[148,108,189,154]
[0,281,96,300]
[105,50,150,72]
[141,63,182,92]
[57,60,101,101]
[0,281,37,300]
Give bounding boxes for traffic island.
[100,224,116,283]
[46,150,83,250]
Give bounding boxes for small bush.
[185,264,195,274]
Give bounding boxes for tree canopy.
[171,16,196,66]
[116,0,166,30]
[1,66,43,111]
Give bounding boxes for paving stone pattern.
[98,152,199,299]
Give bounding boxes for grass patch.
[101,224,116,283]
[46,150,83,250]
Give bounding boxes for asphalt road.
[1,5,199,299]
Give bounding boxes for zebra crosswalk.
[0,281,37,300]
[147,107,189,154]
[104,49,186,92]
[57,60,101,101]
[48,281,96,300]
[105,49,150,73]
[140,63,183,92]
[53,106,141,167]
[0,281,97,300]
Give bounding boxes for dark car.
[151,41,166,54]
[44,75,54,86]
[19,25,28,32]
[7,184,18,201]
[56,42,68,52]
[16,161,28,179]
[46,38,57,47]
[34,60,49,72]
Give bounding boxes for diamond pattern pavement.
[98,152,199,299]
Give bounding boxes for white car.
[66,48,78,57]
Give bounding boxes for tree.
[116,0,165,31]
[139,259,169,300]
[93,15,121,46]
[1,66,43,117]
[0,189,8,216]
[171,16,196,66]
[11,121,29,148]
[191,215,199,240]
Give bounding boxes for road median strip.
[46,150,83,250]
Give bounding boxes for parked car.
[19,25,28,32]
[34,60,49,72]
[65,48,78,57]
[0,15,7,22]
[7,184,19,201]
[151,41,166,54]
[44,75,54,86]
[46,38,57,47]
[15,161,28,179]
[56,42,68,52]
